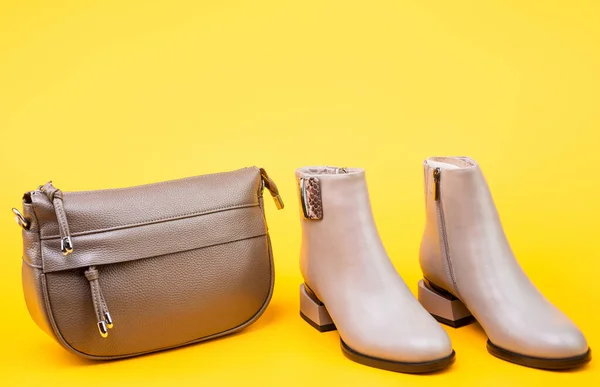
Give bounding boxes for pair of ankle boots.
[296,157,591,373]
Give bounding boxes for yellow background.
[1,1,598,385]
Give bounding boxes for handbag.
[15,167,284,359]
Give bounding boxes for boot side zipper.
[433,168,441,201]
[433,168,460,297]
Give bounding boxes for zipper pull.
[85,266,114,338]
[259,168,284,210]
[433,168,441,201]
[328,166,348,174]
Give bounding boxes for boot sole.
[341,340,455,374]
[418,278,592,370]
[487,340,592,370]
[299,283,455,373]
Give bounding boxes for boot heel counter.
[419,228,438,276]
[420,166,454,292]
[299,226,311,284]
[419,227,454,288]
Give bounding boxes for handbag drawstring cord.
[84,266,114,337]
[41,182,114,338]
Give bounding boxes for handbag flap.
[31,167,267,272]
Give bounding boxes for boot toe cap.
[402,332,454,363]
[350,326,454,364]
[536,329,589,358]
[493,324,589,359]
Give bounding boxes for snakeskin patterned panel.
[300,177,323,220]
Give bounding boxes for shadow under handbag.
[15,167,284,359]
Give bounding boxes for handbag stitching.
[40,202,259,240]
[22,257,42,269]
[42,232,269,273]
[41,233,275,360]
[62,167,258,196]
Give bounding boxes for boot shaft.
[420,157,514,297]
[295,166,388,290]
[417,157,590,365]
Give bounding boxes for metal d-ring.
[12,208,29,229]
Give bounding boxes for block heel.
[299,283,336,332]
[418,279,476,328]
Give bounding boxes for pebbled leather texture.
[419,156,589,359]
[19,167,277,359]
[297,166,453,363]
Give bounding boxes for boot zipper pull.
[433,168,441,201]
[84,266,114,338]
[259,168,284,210]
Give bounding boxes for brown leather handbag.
[15,167,283,359]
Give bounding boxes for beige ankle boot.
[418,156,591,370]
[297,166,455,373]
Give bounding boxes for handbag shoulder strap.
[260,168,284,210]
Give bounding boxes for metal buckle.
[12,208,29,229]
[60,236,73,256]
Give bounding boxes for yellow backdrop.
[1,1,598,385]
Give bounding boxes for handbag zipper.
[433,168,459,296]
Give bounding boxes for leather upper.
[420,157,589,359]
[20,167,276,359]
[298,166,453,363]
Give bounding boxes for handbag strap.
[41,182,74,256]
[260,168,284,210]
[84,266,114,338]
[41,181,115,337]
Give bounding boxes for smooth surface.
[0,0,599,385]
[421,157,589,361]
[297,167,453,364]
